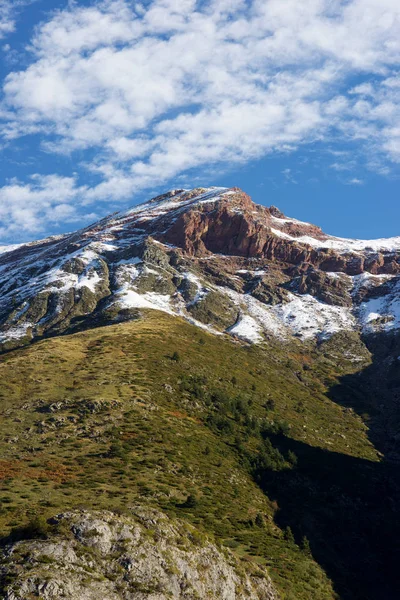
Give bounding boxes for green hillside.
[0,311,399,599]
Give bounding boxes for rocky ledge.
[0,508,278,600]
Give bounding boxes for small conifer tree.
[301,535,312,555]
[284,525,295,544]
[255,513,264,528]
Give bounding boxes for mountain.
[0,186,399,351]
[1,187,400,600]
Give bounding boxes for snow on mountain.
[228,314,263,343]
[271,225,400,254]
[0,186,399,350]
[0,243,24,255]
[358,276,400,334]
[273,293,356,340]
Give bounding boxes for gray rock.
[1,508,279,600]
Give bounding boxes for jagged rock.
[290,269,352,307]
[0,186,399,350]
[0,509,279,600]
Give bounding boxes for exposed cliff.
[0,507,278,600]
[0,186,399,350]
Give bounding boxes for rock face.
[158,188,399,275]
[0,186,399,349]
[0,508,278,600]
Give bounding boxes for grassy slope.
[0,312,382,599]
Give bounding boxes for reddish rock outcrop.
[157,189,399,276]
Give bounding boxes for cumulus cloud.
[0,0,33,40]
[0,0,399,238]
[0,174,96,238]
[0,1,18,38]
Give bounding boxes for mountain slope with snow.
[0,186,399,350]
[2,188,400,600]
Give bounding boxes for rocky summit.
[0,186,399,350]
[1,187,400,600]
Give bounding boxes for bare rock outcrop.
[0,186,399,349]
[0,508,279,600]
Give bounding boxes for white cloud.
[0,0,34,40]
[0,0,399,238]
[347,178,364,185]
[0,1,17,38]
[0,174,96,238]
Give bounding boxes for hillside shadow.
[257,435,400,600]
[258,334,400,600]
[327,332,400,460]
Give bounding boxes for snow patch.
[91,242,119,252]
[115,289,173,314]
[351,272,393,296]
[271,227,400,254]
[236,269,266,276]
[358,278,400,333]
[222,287,287,339]
[122,187,230,222]
[183,271,210,306]
[228,315,263,343]
[273,293,356,340]
[76,271,101,293]
[0,244,24,255]
[270,215,313,227]
[223,286,356,340]
[0,322,32,343]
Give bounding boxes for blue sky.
[0,0,399,243]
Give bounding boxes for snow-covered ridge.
[0,243,24,255]
[0,186,399,349]
[270,222,400,254]
[1,186,399,258]
[121,187,231,222]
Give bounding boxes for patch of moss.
[188,291,239,330]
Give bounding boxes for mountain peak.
[0,185,399,350]
[123,186,235,216]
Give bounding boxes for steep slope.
[1,188,400,600]
[0,186,399,350]
[1,313,400,600]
